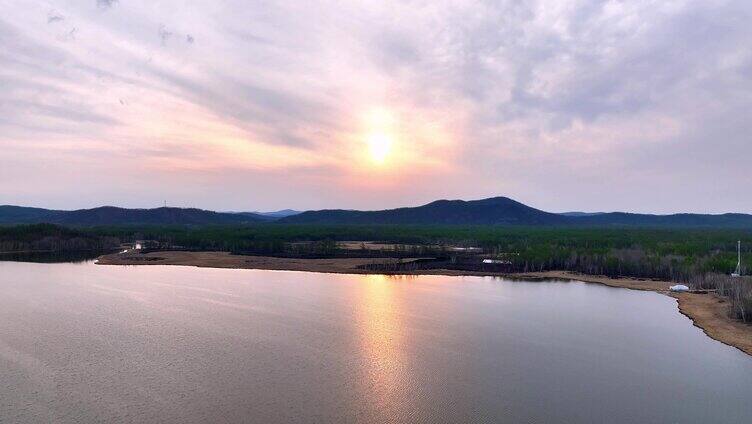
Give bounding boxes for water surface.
[1,261,750,423]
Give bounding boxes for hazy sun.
[367,132,393,164]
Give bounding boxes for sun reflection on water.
[355,274,410,417]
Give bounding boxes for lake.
[1,260,751,423]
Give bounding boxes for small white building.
[669,284,689,292]
[482,259,512,265]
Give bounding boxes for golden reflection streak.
[355,274,411,416]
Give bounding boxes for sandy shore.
[672,292,752,356]
[97,250,752,356]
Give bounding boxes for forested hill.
[280,197,752,228]
[280,197,569,225]
[0,206,266,226]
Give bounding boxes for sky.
[1,0,751,214]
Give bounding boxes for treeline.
[6,223,750,278]
[501,245,745,281]
[0,224,120,253]
[686,274,752,322]
[80,224,750,276]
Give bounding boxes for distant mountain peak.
[280,196,566,226]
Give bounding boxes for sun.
[367,132,393,164]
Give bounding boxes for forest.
[3,223,750,278]
[0,223,120,253]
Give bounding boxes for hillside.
[0,206,66,224]
[573,212,752,227]
[281,197,752,227]
[0,206,265,226]
[280,197,569,225]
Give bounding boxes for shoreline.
[97,250,752,356]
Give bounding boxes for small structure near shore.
[131,240,161,251]
[731,240,742,277]
[482,258,512,265]
[669,284,690,292]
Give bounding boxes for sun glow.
[345,106,457,182]
[362,108,397,165]
[367,132,393,164]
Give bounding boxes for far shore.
[97,250,752,356]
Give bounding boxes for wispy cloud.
[0,1,750,212]
[157,24,172,45]
[47,10,64,23]
[96,0,118,9]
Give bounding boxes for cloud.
[1,0,751,212]
[158,24,172,44]
[96,0,118,9]
[60,27,76,41]
[47,11,64,23]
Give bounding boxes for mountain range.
[0,206,266,226]
[2,197,751,228]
